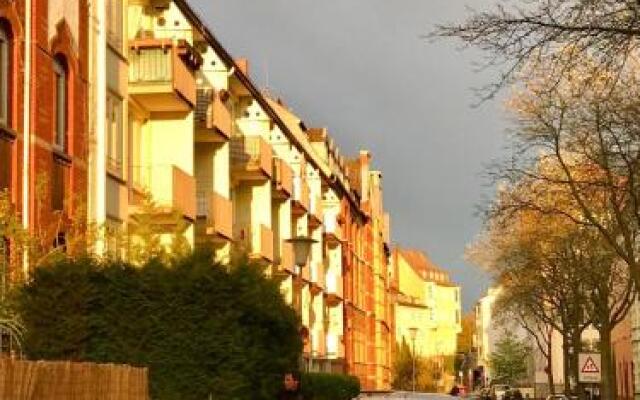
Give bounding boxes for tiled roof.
[398,248,452,285]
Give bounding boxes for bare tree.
[434,0,640,98]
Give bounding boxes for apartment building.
[0,0,396,391]
[394,249,462,376]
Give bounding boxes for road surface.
[357,393,454,399]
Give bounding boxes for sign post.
[578,353,602,384]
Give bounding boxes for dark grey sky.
[191,0,508,311]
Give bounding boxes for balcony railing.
[293,176,310,212]
[273,158,293,198]
[258,225,274,262]
[278,241,295,273]
[131,164,196,220]
[196,190,233,239]
[195,89,232,140]
[128,39,200,112]
[230,136,273,179]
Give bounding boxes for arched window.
[0,21,12,127]
[53,55,68,151]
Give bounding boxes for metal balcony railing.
[195,89,232,138]
[196,190,233,239]
[128,39,199,111]
[230,136,273,178]
[273,158,293,197]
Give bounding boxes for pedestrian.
[277,371,304,400]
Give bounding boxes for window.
[0,138,10,191]
[106,93,123,175]
[0,22,12,127]
[106,0,123,51]
[53,56,67,152]
[51,158,65,211]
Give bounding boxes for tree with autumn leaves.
[454,37,640,400]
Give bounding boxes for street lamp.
[286,236,317,267]
[409,327,419,393]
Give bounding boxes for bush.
[17,253,302,400]
[301,372,361,400]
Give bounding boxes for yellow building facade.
[86,0,395,390]
[394,248,461,360]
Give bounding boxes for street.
[358,393,454,399]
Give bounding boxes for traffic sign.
[579,353,601,383]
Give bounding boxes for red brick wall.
[3,0,88,263]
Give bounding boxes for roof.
[397,248,455,286]
[174,0,366,219]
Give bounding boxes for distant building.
[393,248,461,361]
[474,286,600,397]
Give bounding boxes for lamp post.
[287,236,317,372]
[409,327,419,393]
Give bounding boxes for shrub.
[301,372,361,400]
[17,252,302,400]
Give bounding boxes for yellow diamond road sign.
[579,353,601,383]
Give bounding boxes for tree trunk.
[547,335,555,395]
[571,335,585,400]
[598,325,616,400]
[563,335,571,395]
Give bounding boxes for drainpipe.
[22,0,31,278]
[94,0,107,256]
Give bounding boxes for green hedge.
[17,253,302,400]
[301,372,361,400]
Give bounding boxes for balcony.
[326,333,345,360]
[131,164,196,222]
[230,136,273,181]
[195,89,232,142]
[128,39,201,112]
[324,271,343,306]
[292,176,310,215]
[277,241,295,273]
[249,224,273,262]
[196,190,233,241]
[272,158,293,200]
[323,213,343,247]
[308,194,323,229]
[310,262,325,294]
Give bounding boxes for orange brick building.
[0,0,88,272]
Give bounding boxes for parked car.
[545,395,570,400]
